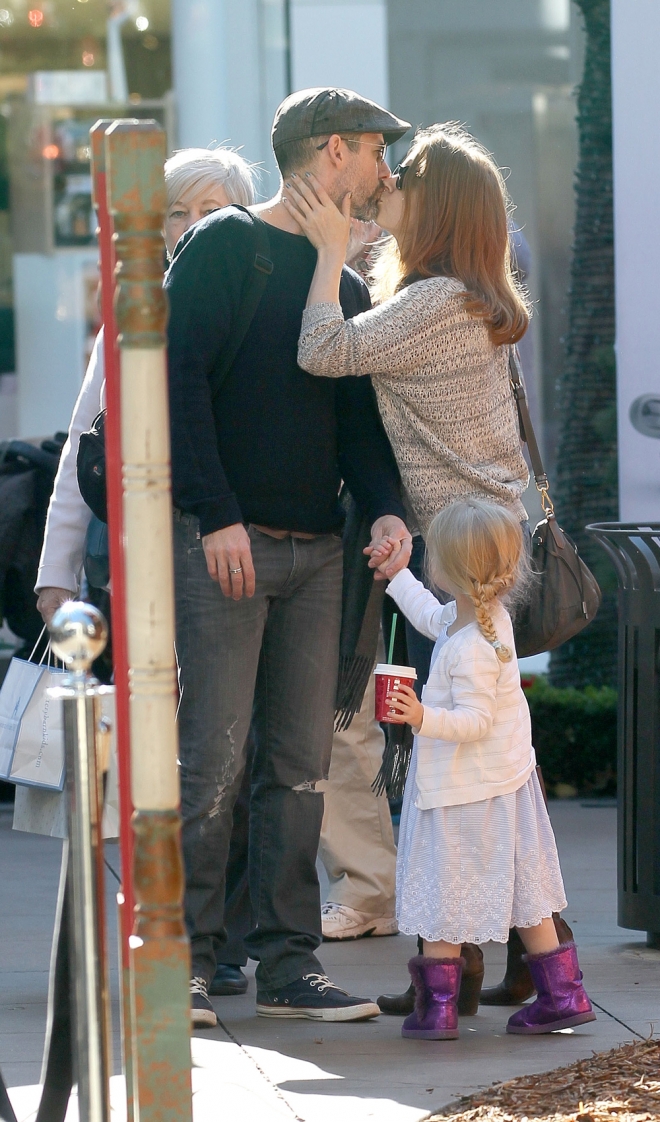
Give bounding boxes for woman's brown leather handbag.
[509,347,601,658]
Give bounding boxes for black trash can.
[587,522,660,947]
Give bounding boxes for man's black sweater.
[165,206,405,537]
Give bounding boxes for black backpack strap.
[208,208,273,402]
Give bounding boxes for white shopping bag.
[0,633,67,790]
[12,687,120,839]
[0,657,44,778]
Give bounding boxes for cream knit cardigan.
[386,568,536,810]
[298,277,529,536]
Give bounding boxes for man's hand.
[365,515,412,580]
[202,523,256,600]
[386,683,424,729]
[36,587,74,626]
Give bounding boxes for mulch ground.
[429,1039,660,1122]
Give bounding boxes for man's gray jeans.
[173,511,343,990]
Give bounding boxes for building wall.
[611,0,660,520]
[290,0,388,107]
[171,0,389,193]
[0,0,585,452]
[386,0,584,468]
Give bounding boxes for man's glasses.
[316,137,388,163]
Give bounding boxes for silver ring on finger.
[229,566,243,575]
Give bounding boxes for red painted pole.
[91,121,134,927]
[91,120,136,1120]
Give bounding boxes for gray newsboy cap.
[272,87,411,150]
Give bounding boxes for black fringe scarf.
[334,494,385,732]
[335,497,415,800]
[372,595,414,800]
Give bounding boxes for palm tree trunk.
[550,0,618,689]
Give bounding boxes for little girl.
[381,499,595,1040]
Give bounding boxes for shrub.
[523,676,617,796]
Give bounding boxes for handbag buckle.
[535,478,555,518]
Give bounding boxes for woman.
[36,146,256,623]
[287,122,530,539]
[285,123,566,1014]
[288,123,531,683]
[287,123,531,674]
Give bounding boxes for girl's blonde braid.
[470,578,513,662]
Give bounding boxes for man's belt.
[252,524,318,541]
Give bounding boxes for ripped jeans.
[173,511,343,989]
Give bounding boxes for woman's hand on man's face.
[282,173,351,257]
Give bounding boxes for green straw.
[387,613,398,664]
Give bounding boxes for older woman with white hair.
[35,146,257,622]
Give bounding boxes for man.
[165,87,411,1028]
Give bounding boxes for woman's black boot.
[378,939,484,1016]
[457,942,484,1015]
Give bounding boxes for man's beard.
[336,179,385,223]
[352,184,385,222]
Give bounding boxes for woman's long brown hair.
[371,123,530,345]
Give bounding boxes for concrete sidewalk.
[1,799,658,1121]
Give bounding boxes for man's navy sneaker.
[256,973,380,1021]
[209,964,249,996]
[190,976,217,1028]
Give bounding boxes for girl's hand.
[365,535,402,576]
[282,173,351,258]
[386,684,424,729]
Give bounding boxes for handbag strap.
[508,345,555,518]
[207,208,273,403]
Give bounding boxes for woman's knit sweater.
[298,277,529,536]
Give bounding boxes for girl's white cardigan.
[386,568,535,810]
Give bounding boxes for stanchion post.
[90,118,136,1122]
[49,603,113,1122]
[104,119,192,1122]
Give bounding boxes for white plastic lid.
[374,663,417,679]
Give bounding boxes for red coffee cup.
[374,663,418,723]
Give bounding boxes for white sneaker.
[321,903,398,941]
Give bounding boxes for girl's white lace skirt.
[396,766,567,944]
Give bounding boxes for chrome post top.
[49,602,108,675]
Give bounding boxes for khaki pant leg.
[318,671,397,918]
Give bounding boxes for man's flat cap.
[272,87,411,150]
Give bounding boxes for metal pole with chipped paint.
[104,118,192,1122]
[90,118,136,1122]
